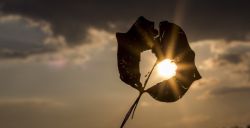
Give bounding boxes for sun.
[156,59,177,79]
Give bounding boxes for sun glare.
[157,59,177,79]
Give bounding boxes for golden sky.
[0,0,250,128]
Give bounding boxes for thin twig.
[120,61,158,128]
[143,61,158,89]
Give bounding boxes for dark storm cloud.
[1,0,250,45]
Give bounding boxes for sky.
[0,0,250,128]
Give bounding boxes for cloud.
[190,39,250,100]
[1,0,129,45]
[180,115,210,124]
[0,98,70,128]
[0,14,20,23]
[1,0,250,44]
[1,0,250,62]
[216,53,242,64]
[211,86,250,96]
[0,98,65,108]
[212,41,250,67]
[0,15,115,65]
[37,27,115,67]
[197,86,250,100]
[165,114,210,127]
[194,40,250,75]
[0,12,115,64]
[0,14,62,59]
[191,77,219,90]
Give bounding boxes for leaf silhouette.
[116,16,201,128]
[147,21,201,102]
[116,16,157,90]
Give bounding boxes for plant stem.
[120,61,158,128]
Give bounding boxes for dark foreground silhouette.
[116,16,201,128]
